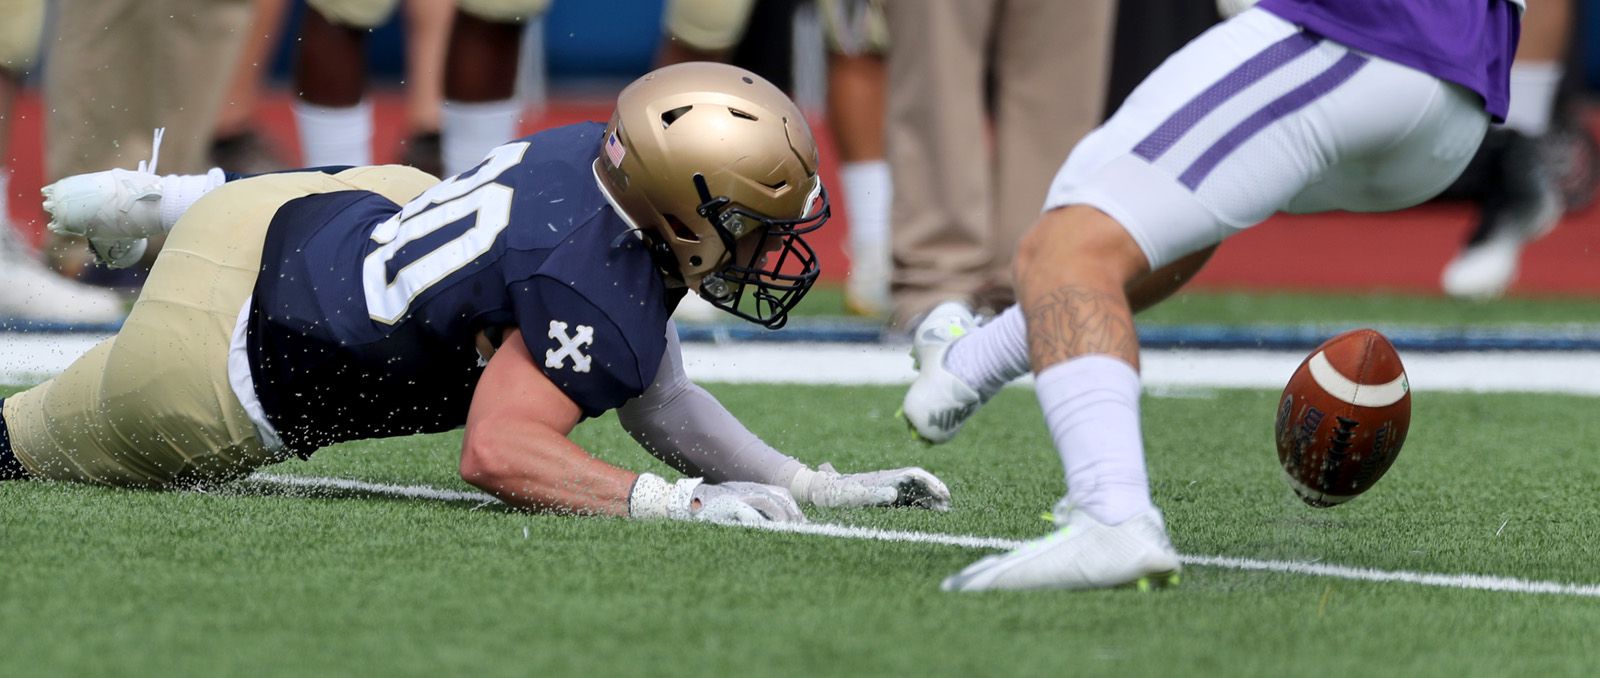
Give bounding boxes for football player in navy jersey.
[899,0,1523,590]
[0,62,950,524]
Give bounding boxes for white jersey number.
[363,142,529,324]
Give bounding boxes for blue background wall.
[272,0,666,84]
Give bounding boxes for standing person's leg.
[133,0,253,273]
[820,0,891,317]
[294,0,397,167]
[45,1,154,179]
[154,0,254,173]
[397,0,454,176]
[882,0,996,331]
[440,0,546,176]
[986,0,1114,313]
[0,0,41,167]
[0,0,126,323]
[1439,0,1572,300]
[0,0,40,222]
[44,0,251,275]
[933,10,1485,591]
[211,0,293,174]
[44,0,246,175]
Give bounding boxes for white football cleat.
[941,504,1181,592]
[41,167,166,242]
[0,224,125,324]
[43,166,166,270]
[41,128,223,270]
[899,301,984,443]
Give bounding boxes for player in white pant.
[900,1,1521,591]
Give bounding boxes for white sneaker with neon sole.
[899,301,983,443]
[941,505,1182,592]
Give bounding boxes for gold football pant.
[2,166,436,487]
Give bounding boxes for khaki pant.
[883,0,1115,326]
[44,0,252,179]
[4,166,436,487]
[666,0,887,58]
[0,0,42,72]
[309,0,549,27]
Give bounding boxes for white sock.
[840,160,890,255]
[1036,355,1153,526]
[945,304,1030,398]
[294,100,373,167]
[1504,61,1563,137]
[442,98,523,176]
[840,160,891,309]
[158,168,228,231]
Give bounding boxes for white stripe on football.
[1308,351,1409,408]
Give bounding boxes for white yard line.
[248,473,1600,599]
[8,333,1600,395]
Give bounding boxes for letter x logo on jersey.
[545,320,594,373]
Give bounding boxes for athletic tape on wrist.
[627,473,703,520]
[787,467,821,505]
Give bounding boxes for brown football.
[1274,328,1411,507]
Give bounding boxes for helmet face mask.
[594,62,830,329]
[693,175,828,329]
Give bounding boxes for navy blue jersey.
[246,122,683,456]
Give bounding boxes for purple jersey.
[1257,0,1521,120]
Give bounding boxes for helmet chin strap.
[642,230,691,289]
[594,163,698,290]
[692,173,740,255]
[689,173,745,303]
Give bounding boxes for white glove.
[628,473,806,524]
[693,481,807,524]
[789,463,951,511]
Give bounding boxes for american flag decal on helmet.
[605,131,626,166]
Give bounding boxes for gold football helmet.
[595,62,830,329]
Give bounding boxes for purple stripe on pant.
[1132,31,1322,163]
[1178,52,1368,189]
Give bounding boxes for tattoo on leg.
[1025,286,1139,369]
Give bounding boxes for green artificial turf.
[4,382,1597,677]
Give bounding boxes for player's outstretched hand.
[629,473,806,524]
[693,481,807,524]
[792,463,951,511]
